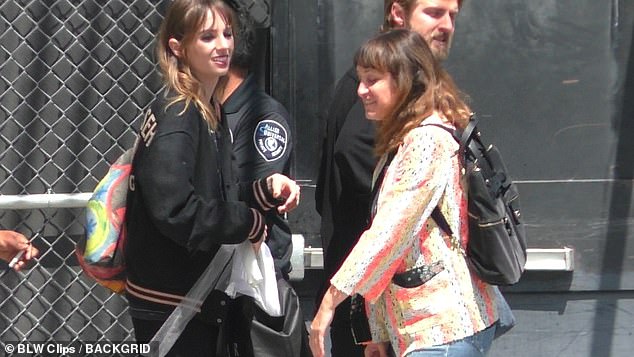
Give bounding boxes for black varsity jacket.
[124,92,275,320]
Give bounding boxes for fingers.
[1,231,30,264]
[366,342,389,357]
[277,184,300,213]
[266,173,283,198]
[364,346,374,357]
[25,242,39,261]
[379,343,389,357]
[0,231,39,272]
[269,173,289,199]
[266,174,301,213]
[308,328,325,357]
[309,303,336,357]
[12,259,26,272]
[12,242,39,272]
[268,174,278,198]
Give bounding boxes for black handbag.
[221,278,311,357]
[251,279,310,356]
[349,294,372,344]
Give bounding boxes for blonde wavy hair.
[354,29,471,156]
[156,0,235,130]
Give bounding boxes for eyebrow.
[199,25,231,35]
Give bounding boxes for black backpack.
[431,114,527,285]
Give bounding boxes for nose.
[438,12,455,33]
[357,82,369,98]
[216,34,232,52]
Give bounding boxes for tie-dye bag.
[76,147,135,293]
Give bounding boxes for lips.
[361,95,375,105]
[362,101,377,115]
[432,36,447,46]
[212,55,229,67]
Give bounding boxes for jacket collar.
[222,73,258,114]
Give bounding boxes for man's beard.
[431,40,452,61]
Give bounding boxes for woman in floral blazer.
[309,29,501,357]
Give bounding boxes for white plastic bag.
[225,241,281,316]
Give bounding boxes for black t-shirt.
[315,68,378,279]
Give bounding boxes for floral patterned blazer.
[331,113,500,357]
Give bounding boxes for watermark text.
[3,341,154,356]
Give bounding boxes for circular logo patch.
[253,120,288,162]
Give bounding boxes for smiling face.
[356,66,398,121]
[169,9,234,88]
[181,7,234,84]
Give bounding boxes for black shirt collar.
[222,73,258,114]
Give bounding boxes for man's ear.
[390,3,406,28]
[168,38,182,57]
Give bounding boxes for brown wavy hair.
[156,0,235,130]
[354,29,471,156]
[382,0,465,32]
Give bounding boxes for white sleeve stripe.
[254,180,275,210]
[248,208,262,239]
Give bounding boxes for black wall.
[274,0,634,289]
[271,1,634,355]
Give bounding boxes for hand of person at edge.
[0,230,39,271]
[266,173,301,213]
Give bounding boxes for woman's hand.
[364,342,390,357]
[309,305,335,357]
[310,285,349,357]
[266,173,300,213]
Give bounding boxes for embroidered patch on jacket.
[253,120,288,162]
[140,108,157,147]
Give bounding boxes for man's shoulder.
[324,67,363,132]
[253,91,290,119]
[231,89,291,131]
[333,67,360,94]
[226,79,289,118]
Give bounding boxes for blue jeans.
[404,324,497,357]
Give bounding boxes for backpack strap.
[459,114,479,153]
[461,115,503,193]
[460,115,495,181]
[422,122,458,141]
[431,206,453,236]
[419,122,457,237]
[423,113,479,150]
[422,114,478,238]
[370,151,396,220]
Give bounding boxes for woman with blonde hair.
[310,29,500,357]
[124,1,299,355]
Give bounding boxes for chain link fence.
[1,0,170,346]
